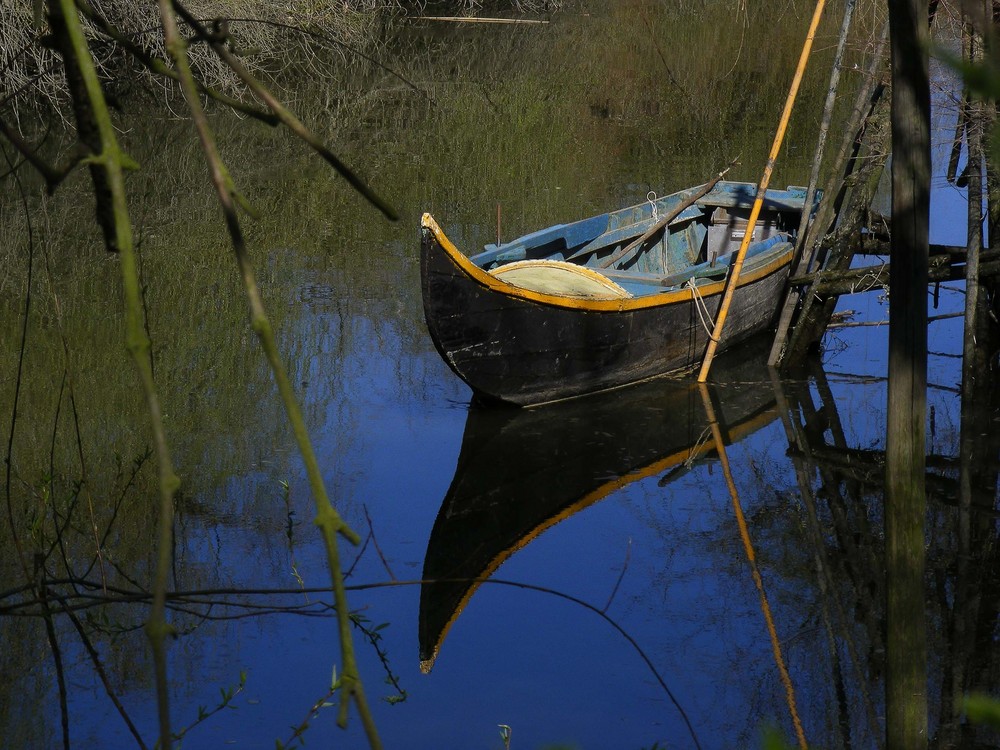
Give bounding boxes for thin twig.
[57,596,149,749]
[41,229,105,589]
[344,531,373,579]
[363,504,396,581]
[1,138,34,584]
[0,114,85,190]
[0,575,703,750]
[38,569,72,750]
[601,537,631,613]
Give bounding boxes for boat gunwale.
[420,212,794,313]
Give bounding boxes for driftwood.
[787,247,1000,296]
[413,16,549,24]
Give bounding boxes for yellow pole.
[697,0,828,383]
[698,384,809,750]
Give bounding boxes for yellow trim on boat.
[421,212,790,311]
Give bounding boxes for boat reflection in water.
[418,339,778,672]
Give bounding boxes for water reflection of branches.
[773,361,1000,748]
[0,574,704,750]
[2,0,404,746]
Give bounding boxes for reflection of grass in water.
[0,2,888,744]
[0,0,878,594]
[321,0,876,240]
[0,0,877,555]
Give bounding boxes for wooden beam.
[785,248,1000,296]
[768,0,860,365]
[598,162,733,270]
[771,23,890,366]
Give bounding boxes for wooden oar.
[597,160,736,270]
[697,0,828,383]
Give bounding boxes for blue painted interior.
[468,181,808,293]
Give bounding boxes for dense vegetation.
[1,0,562,113]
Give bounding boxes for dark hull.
[418,344,778,670]
[421,222,791,406]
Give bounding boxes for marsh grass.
[0,0,568,118]
[2,1,406,112]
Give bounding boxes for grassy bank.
[0,0,562,116]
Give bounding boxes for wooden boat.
[418,340,778,672]
[421,181,816,406]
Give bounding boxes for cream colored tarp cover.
[490,260,632,300]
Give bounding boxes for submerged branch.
[1,574,703,750]
[1,140,34,585]
[0,114,84,190]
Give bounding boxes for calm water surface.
[2,3,998,749]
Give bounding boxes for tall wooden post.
[885,0,929,748]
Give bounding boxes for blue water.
[7,8,997,750]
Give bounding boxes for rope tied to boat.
[646,191,659,221]
[684,425,714,469]
[686,277,720,341]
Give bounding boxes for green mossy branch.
[156,1,381,746]
[45,1,181,749]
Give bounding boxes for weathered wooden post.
[953,15,988,737]
[884,0,929,747]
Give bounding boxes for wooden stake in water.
[884,0,930,745]
[768,0,858,366]
[697,0,827,382]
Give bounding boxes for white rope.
[647,191,658,221]
[684,425,715,468]
[848,263,888,295]
[687,277,718,340]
